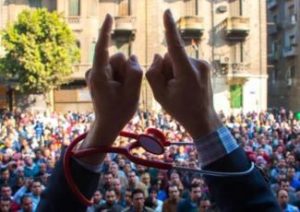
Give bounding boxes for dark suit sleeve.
[203,147,281,212]
[37,155,100,212]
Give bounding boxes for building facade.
[0,0,267,114]
[267,0,300,112]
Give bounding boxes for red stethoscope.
[63,128,255,205]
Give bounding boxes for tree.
[0,9,80,94]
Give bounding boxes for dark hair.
[132,188,144,198]
[148,187,158,194]
[105,188,116,195]
[190,182,201,191]
[104,171,113,176]
[21,194,32,204]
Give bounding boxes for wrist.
[76,121,120,165]
[186,111,222,139]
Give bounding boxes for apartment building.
[0,0,267,114]
[267,0,300,112]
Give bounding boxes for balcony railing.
[213,61,251,77]
[67,16,82,30]
[267,0,277,10]
[268,22,278,34]
[113,16,136,39]
[177,16,204,39]
[224,17,250,41]
[229,63,251,74]
[283,46,297,58]
[284,14,297,28]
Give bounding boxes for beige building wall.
[0,0,268,114]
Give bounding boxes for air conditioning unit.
[287,78,292,86]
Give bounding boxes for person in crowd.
[277,189,299,212]
[122,189,154,212]
[0,185,20,211]
[19,195,33,212]
[87,189,106,212]
[127,171,148,198]
[98,172,114,193]
[144,187,163,212]
[199,195,213,212]
[162,184,182,212]
[112,178,125,206]
[177,182,202,211]
[13,180,42,211]
[97,189,123,212]
[0,197,11,212]
[0,168,14,189]
[109,162,127,188]
[122,189,133,209]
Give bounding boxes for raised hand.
[79,14,143,164]
[146,10,221,139]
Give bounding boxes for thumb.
[146,54,166,102]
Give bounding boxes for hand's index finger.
[163,10,191,75]
[94,14,113,69]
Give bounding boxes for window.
[271,41,279,58]
[229,0,242,16]
[271,69,278,84]
[289,35,295,47]
[184,0,197,16]
[230,84,243,108]
[88,42,96,64]
[49,0,57,11]
[288,4,295,17]
[119,0,130,16]
[273,15,277,23]
[116,42,130,57]
[288,5,296,24]
[290,66,296,79]
[69,0,81,16]
[240,42,244,62]
[29,0,42,8]
[186,42,198,58]
[76,40,81,61]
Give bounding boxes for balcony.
[226,63,251,84]
[224,17,250,41]
[112,16,136,40]
[177,16,204,40]
[283,46,297,58]
[67,16,82,31]
[268,51,280,61]
[230,63,251,74]
[268,22,278,35]
[267,0,277,10]
[284,14,297,28]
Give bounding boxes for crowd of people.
[0,107,299,211]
